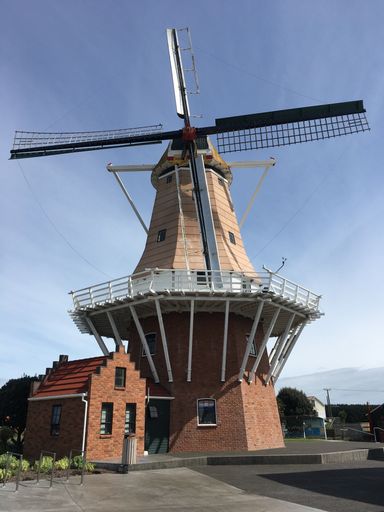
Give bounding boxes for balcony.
[70,268,321,312]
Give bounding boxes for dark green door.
[145,399,170,454]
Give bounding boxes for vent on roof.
[59,355,69,363]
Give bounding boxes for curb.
[93,447,384,472]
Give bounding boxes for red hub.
[182,126,197,142]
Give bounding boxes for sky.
[1,0,384,404]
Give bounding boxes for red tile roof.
[33,356,107,397]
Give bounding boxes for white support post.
[187,300,195,382]
[85,317,109,356]
[239,163,274,229]
[221,300,230,382]
[106,311,123,348]
[273,321,307,382]
[155,299,173,382]
[238,301,264,382]
[265,313,295,385]
[112,172,149,234]
[248,306,281,383]
[129,305,159,383]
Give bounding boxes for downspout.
[81,394,88,454]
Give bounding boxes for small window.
[228,231,236,244]
[51,405,62,436]
[125,404,136,434]
[197,399,217,426]
[197,271,208,286]
[100,403,113,435]
[149,405,158,418]
[166,174,173,183]
[157,229,167,242]
[246,334,257,356]
[142,332,156,356]
[115,367,126,388]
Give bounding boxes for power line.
[254,143,351,257]
[17,161,111,279]
[196,45,322,103]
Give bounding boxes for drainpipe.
[81,394,88,454]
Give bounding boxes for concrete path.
[0,467,325,512]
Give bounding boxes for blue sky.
[1,0,384,403]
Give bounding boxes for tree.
[277,387,316,417]
[0,376,37,452]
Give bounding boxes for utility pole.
[323,388,333,418]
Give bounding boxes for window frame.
[100,402,113,435]
[141,332,156,357]
[228,231,236,245]
[50,404,62,436]
[125,403,137,434]
[157,229,167,242]
[115,367,126,388]
[197,398,217,427]
[246,334,257,357]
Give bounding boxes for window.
[197,399,217,426]
[100,403,113,435]
[228,231,236,244]
[197,271,208,286]
[142,332,156,356]
[50,405,62,436]
[157,229,166,242]
[166,174,173,183]
[125,404,136,434]
[246,334,257,357]
[115,367,126,388]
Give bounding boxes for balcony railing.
[70,269,321,311]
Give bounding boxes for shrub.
[54,457,70,470]
[21,459,30,472]
[35,456,54,473]
[0,454,18,470]
[0,468,13,481]
[70,455,94,472]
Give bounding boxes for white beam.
[187,300,195,382]
[265,313,295,385]
[106,163,154,172]
[84,317,109,356]
[273,321,307,382]
[248,306,281,383]
[129,305,159,383]
[238,301,264,382]
[239,164,274,229]
[106,311,123,348]
[155,299,173,382]
[228,158,276,169]
[111,172,149,234]
[221,300,230,382]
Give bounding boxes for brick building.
[24,347,170,461]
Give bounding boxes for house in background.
[308,396,326,419]
[24,346,172,461]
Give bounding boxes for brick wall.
[86,346,146,461]
[24,397,84,461]
[127,311,284,453]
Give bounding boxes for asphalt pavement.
[0,467,324,512]
[195,460,384,512]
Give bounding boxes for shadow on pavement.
[259,467,384,508]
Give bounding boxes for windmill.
[11,28,369,454]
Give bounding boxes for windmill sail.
[211,100,369,153]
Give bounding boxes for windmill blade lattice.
[212,101,369,153]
